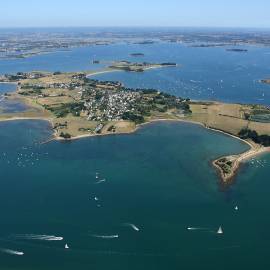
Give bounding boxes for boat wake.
[0,248,24,256]
[13,234,63,241]
[187,227,215,233]
[190,80,202,83]
[91,234,119,239]
[95,179,106,184]
[187,226,222,234]
[123,223,140,231]
[187,227,209,231]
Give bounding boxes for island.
[109,61,177,72]
[1,70,270,185]
[226,48,248,52]
[130,53,145,57]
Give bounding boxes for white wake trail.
[123,223,140,231]
[0,248,24,256]
[95,179,106,184]
[13,234,63,241]
[187,227,210,231]
[91,234,119,239]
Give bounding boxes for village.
[0,70,191,138]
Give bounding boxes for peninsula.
[1,70,270,184]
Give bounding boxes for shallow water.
[0,83,29,113]
[0,83,17,94]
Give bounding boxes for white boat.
[65,244,69,249]
[235,206,239,211]
[217,226,223,234]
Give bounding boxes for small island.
[109,61,177,72]
[1,70,270,185]
[226,48,248,52]
[130,53,145,57]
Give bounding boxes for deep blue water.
[3,120,269,270]
[1,42,270,105]
[0,35,270,269]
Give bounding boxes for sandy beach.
[86,69,122,78]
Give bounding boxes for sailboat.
[217,226,223,234]
[65,244,69,249]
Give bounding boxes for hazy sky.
[1,0,270,28]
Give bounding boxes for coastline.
[213,146,270,185]
[1,114,269,185]
[0,82,18,85]
[1,67,270,186]
[86,64,177,78]
[86,69,122,78]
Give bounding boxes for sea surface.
[0,30,270,269]
[2,120,270,270]
[1,41,270,105]
[0,83,28,113]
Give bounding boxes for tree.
[59,132,71,139]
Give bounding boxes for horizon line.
[0,25,270,30]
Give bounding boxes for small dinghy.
[65,244,69,249]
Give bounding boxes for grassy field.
[187,102,270,136]
[2,71,270,140]
[52,117,136,138]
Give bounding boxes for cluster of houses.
[1,72,47,82]
[84,88,141,121]
[48,82,83,90]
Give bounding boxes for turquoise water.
[3,120,270,269]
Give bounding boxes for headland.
[1,67,270,184]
